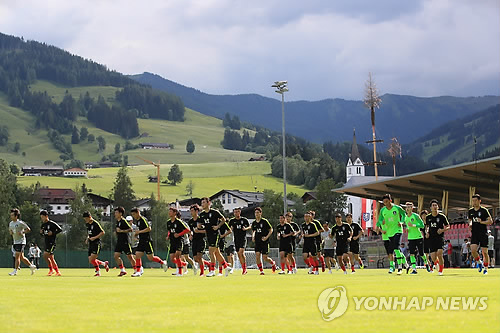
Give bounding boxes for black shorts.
[389,233,402,253]
[182,243,190,255]
[44,241,56,254]
[316,239,322,253]
[279,241,293,255]
[488,250,494,259]
[206,233,220,248]
[169,240,183,255]
[324,249,335,258]
[218,239,225,252]
[13,244,25,253]
[88,241,101,256]
[336,242,349,257]
[290,238,296,252]
[255,241,269,255]
[383,240,392,255]
[192,239,206,256]
[429,236,444,253]
[114,241,132,255]
[136,240,154,255]
[349,241,360,254]
[423,237,431,254]
[470,232,489,248]
[302,241,317,256]
[224,245,235,256]
[408,238,424,256]
[234,238,247,251]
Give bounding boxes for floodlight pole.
[272,81,288,216]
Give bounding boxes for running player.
[425,199,450,276]
[167,207,191,276]
[310,211,325,272]
[224,224,236,274]
[229,207,251,275]
[302,212,320,275]
[277,215,294,274]
[252,207,277,275]
[375,210,393,273]
[8,208,36,276]
[40,210,63,276]
[468,194,493,275]
[188,204,208,276]
[346,213,364,272]
[286,212,300,274]
[377,194,407,274]
[83,211,109,276]
[217,220,232,276]
[331,213,353,274]
[420,210,433,272]
[181,229,196,275]
[127,215,140,273]
[321,222,337,273]
[403,203,427,274]
[113,207,137,277]
[131,208,167,276]
[198,198,231,277]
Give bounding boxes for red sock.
[52,262,59,273]
[210,263,215,272]
[152,256,163,263]
[136,258,142,267]
[242,263,247,271]
[91,259,99,271]
[475,257,480,262]
[281,263,285,271]
[258,263,263,272]
[222,260,228,269]
[439,264,444,273]
[48,262,53,271]
[484,262,488,268]
[181,261,187,267]
[341,265,346,272]
[351,264,355,272]
[95,259,104,266]
[119,264,124,269]
[306,258,311,267]
[219,266,223,274]
[200,263,205,275]
[203,260,211,267]
[287,265,292,271]
[319,256,325,267]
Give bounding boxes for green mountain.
[404,104,500,166]
[131,72,500,146]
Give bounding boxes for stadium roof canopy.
[335,156,500,213]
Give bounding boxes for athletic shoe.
[328,269,332,274]
[172,272,177,275]
[118,271,127,277]
[94,272,101,277]
[230,268,234,274]
[397,269,402,275]
[47,270,54,276]
[314,270,319,275]
[425,264,430,272]
[293,267,297,274]
[322,266,325,273]
[308,271,314,275]
[224,266,231,277]
[483,269,488,275]
[193,263,198,276]
[217,273,223,277]
[183,270,189,275]
[140,267,144,275]
[206,271,215,277]
[260,271,265,275]
[287,271,293,274]
[343,270,347,275]
[162,261,168,272]
[335,264,339,271]
[388,268,394,274]
[308,266,313,274]
[242,270,248,275]
[477,261,483,273]
[30,264,36,275]
[351,271,356,274]
[104,261,110,272]
[438,272,443,276]
[8,270,17,276]
[131,271,141,277]
[55,272,62,276]
[278,270,286,275]
[410,270,418,274]
[406,265,411,274]
[175,273,183,277]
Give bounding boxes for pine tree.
[167,164,183,186]
[112,166,135,211]
[71,126,80,144]
[186,140,195,154]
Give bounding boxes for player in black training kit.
[468,194,493,275]
[217,220,232,276]
[286,212,299,274]
[113,207,137,277]
[425,199,450,275]
[252,207,277,275]
[229,207,251,275]
[83,211,109,276]
[39,210,63,276]
[167,207,191,276]
[310,211,325,272]
[188,204,208,276]
[301,212,320,275]
[199,197,231,277]
[331,213,353,274]
[131,207,167,276]
[277,215,294,274]
[346,213,364,272]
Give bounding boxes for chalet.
[87,193,113,217]
[133,198,153,211]
[22,166,64,176]
[98,161,120,168]
[210,189,295,213]
[36,188,76,215]
[63,168,88,178]
[140,143,171,149]
[301,192,317,203]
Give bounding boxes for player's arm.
[347,225,353,242]
[414,215,424,228]
[53,222,63,234]
[195,222,206,234]
[307,224,319,238]
[283,225,294,238]
[243,221,252,231]
[481,210,493,225]
[174,221,191,238]
[220,224,232,238]
[90,231,105,242]
[23,225,31,234]
[213,211,227,230]
[262,221,273,241]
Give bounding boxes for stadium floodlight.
[272,80,288,216]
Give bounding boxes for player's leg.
[481,246,489,274]
[436,248,444,274]
[279,251,287,273]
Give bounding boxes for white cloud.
[0,0,498,100]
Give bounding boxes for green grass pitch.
[1,267,498,332]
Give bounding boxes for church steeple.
[347,128,365,181]
[351,128,361,163]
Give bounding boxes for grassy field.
[17,161,306,201]
[1,268,498,333]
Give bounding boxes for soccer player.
[331,213,353,274]
[224,224,236,274]
[127,215,140,272]
[113,207,137,277]
[425,199,450,276]
[346,213,364,272]
[167,207,191,276]
[468,194,493,275]
[181,230,196,275]
[420,210,433,272]
[377,194,407,274]
[198,198,231,277]
[8,208,36,276]
[403,203,428,274]
[131,208,167,276]
[229,207,251,275]
[188,204,207,276]
[40,210,63,276]
[277,215,294,274]
[252,207,277,275]
[217,220,232,276]
[310,211,325,272]
[321,222,337,273]
[302,212,320,275]
[286,212,300,274]
[83,211,109,276]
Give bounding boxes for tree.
[43,160,52,165]
[66,187,97,249]
[387,137,402,177]
[13,142,20,153]
[114,143,121,155]
[186,140,195,154]
[9,163,20,175]
[71,126,80,144]
[80,127,88,141]
[167,164,183,186]
[97,136,106,152]
[88,134,95,143]
[305,179,346,223]
[112,166,135,211]
[0,126,9,146]
[185,180,195,197]
[0,159,18,247]
[123,155,129,166]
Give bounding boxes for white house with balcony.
[63,168,88,178]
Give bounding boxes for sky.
[0,0,499,101]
